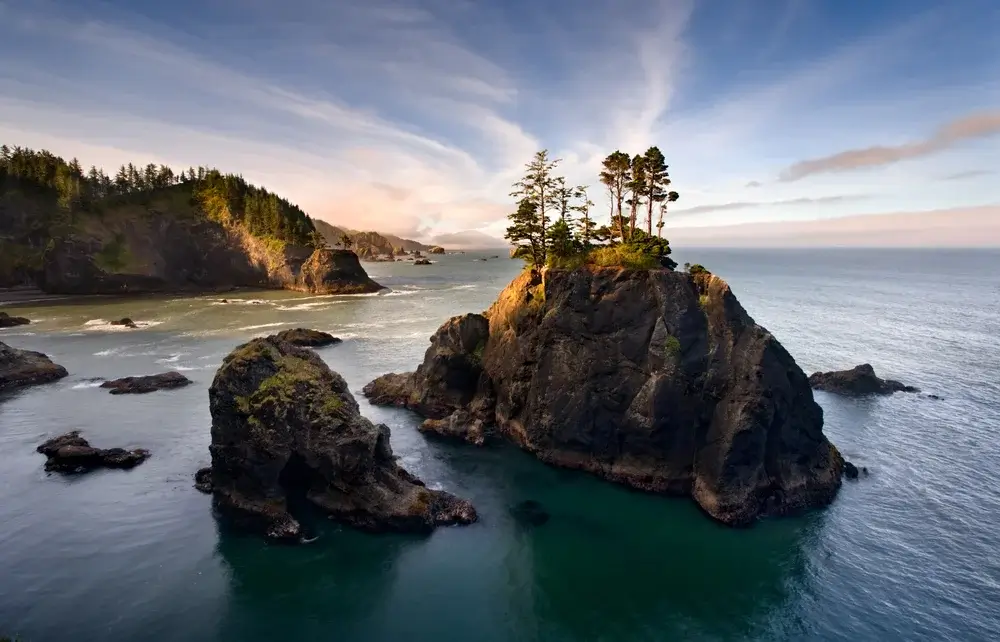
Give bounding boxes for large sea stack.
[203,336,476,542]
[364,268,844,526]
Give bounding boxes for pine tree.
[572,185,595,247]
[640,147,675,235]
[510,150,561,262]
[505,197,545,267]
[626,154,646,240]
[599,151,631,244]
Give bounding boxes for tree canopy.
[0,144,315,246]
[506,146,681,270]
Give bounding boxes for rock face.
[809,364,919,395]
[100,371,192,394]
[0,311,30,327]
[272,328,341,347]
[39,220,382,296]
[364,268,844,526]
[0,341,68,391]
[37,431,150,473]
[204,336,476,542]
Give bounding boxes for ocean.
[1,248,998,642]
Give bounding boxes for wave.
[155,353,188,365]
[0,330,35,336]
[274,301,343,311]
[236,322,289,331]
[71,381,105,390]
[82,319,164,332]
[175,364,216,371]
[211,298,270,306]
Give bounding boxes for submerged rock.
[100,371,192,394]
[414,259,432,265]
[843,461,860,479]
[110,317,138,329]
[37,431,150,473]
[510,499,550,526]
[808,364,919,395]
[204,336,476,542]
[272,328,341,347]
[0,341,68,391]
[0,311,31,327]
[365,268,844,526]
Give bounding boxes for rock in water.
[293,249,383,295]
[0,341,69,391]
[36,431,150,473]
[272,328,341,347]
[0,311,31,327]
[429,246,446,254]
[364,268,844,526]
[414,259,432,265]
[100,371,192,394]
[204,336,476,542]
[808,364,919,395]
[110,317,138,329]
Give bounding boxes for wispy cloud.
[745,180,762,188]
[779,110,1000,182]
[941,169,994,181]
[673,195,869,216]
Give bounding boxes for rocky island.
[809,363,919,395]
[199,336,476,542]
[36,431,150,473]
[365,267,845,526]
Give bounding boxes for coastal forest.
[506,147,680,270]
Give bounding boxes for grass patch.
[586,245,660,270]
[664,335,681,357]
[93,232,130,272]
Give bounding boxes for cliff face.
[364,267,843,526]
[38,210,381,295]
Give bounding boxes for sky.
[0,0,997,245]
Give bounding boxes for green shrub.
[688,263,710,275]
[587,245,660,270]
[664,335,681,356]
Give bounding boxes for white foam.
[212,298,270,306]
[175,364,215,371]
[236,322,289,331]
[71,381,105,390]
[82,319,164,332]
[274,301,342,311]
[155,353,187,364]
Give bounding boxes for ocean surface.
[1,248,999,642]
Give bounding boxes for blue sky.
[0,0,997,241]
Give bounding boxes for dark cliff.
[364,267,844,526]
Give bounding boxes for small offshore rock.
[0,341,69,391]
[414,258,432,265]
[809,364,919,396]
[429,246,446,254]
[37,431,150,473]
[0,311,31,327]
[843,461,860,480]
[110,317,138,329]
[100,371,192,394]
[273,328,341,347]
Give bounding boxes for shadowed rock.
[0,341,68,391]
[808,364,919,395]
[272,328,341,348]
[0,311,30,327]
[100,371,192,394]
[110,317,138,329]
[365,268,844,527]
[37,431,150,473]
[202,336,476,543]
[429,247,446,254]
[414,258,432,265]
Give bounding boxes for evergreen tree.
[504,197,545,267]
[640,146,675,235]
[510,150,561,261]
[599,151,631,244]
[572,185,595,247]
[626,154,646,240]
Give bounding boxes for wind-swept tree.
[640,146,677,235]
[655,191,680,238]
[572,185,595,247]
[340,233,353,249]
[511,150,561,259]
[505,197,546,267]
[626,154,647,240]
[599,151,631,244]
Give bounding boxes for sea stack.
[202,336,476,542]
[364,267,844,526]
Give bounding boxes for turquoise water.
[1,249,998,641]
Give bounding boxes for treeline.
[0,145,315,246]
[506,147,680,270]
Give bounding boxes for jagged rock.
[808,364,919,395]
[203,336,476,542]
[0,341,68,391]
[365,268,844,527]
[100,371,192,394]
[293,249,384,294]
[843,461,860,479]
[272,328,341,347]
[110,317,137,329]
[0,311,30,327]
[429,246,446,254]
[194,467,213,493]
[414,259,432,265]
[420,410,488,446]
[36,431,150,473]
